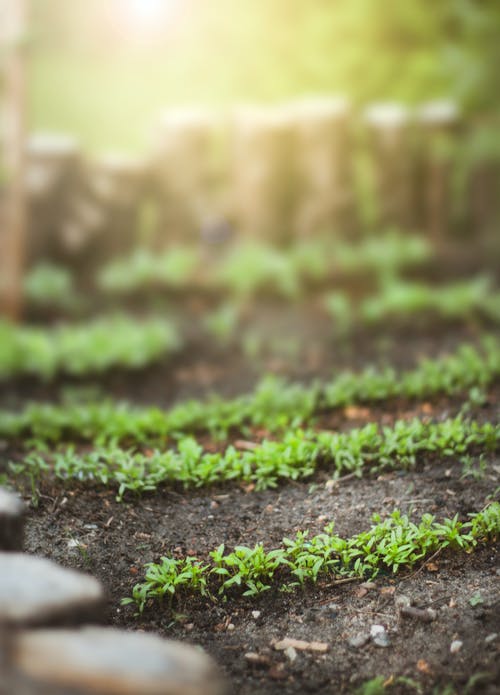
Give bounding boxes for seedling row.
[124,502,500,611]
[27,233,431,305]
[0,314,180,380]
[8,415,499,502]
[3,279,499,381]
[2,338,498,445]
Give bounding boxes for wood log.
[231,105,300,246]
[80,152,149,262]
[288,96,355,238]
[0,0,28,320]
[25,132,81,266]
[416,100,461,243]
[364,102,415,231]
[152,107,224,245]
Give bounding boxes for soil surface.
[2,316,500,694]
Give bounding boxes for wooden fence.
[17,98,500,274]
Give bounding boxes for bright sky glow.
[125,0,179,29]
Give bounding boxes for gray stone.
[348,633,370,649]
[0,553,105,626]
[12,627,226,695]
[370,624,391,648]
[0,487,25,551]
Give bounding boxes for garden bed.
[1,235,499,694]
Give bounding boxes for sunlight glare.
[123,0,180,33]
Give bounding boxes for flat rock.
[0,553,105,626]
[0,487,25,551]
[12,627,226,695]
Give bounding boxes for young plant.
[1,337,498,445]
[123,502,500,610]
[0,314,181,380]
[8,416,499,501]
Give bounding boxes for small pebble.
[284,646,297,662]
[348,633,370,649]
[251,611,261,619]
[450,640,463,654]
[485,633,498,644]
[370,624,391,648]
[373,633,391,648]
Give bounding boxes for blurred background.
[0,0,499,396]
[26,0,500,150]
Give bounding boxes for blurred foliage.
[26,0,500,151]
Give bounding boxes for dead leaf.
[425,562,439,572]
[380,586,396,595]
[235,440,258,451]
[345,406,370,420]
[417,659,432,675]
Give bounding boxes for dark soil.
[19,446,500,694]
[3,309,500,694]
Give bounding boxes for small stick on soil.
[336,473,359,485]
[322,576,363,589]
[400,605,437,622]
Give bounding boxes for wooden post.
[25,132,81,266]
[0,0,27,320]
[231,105,300,246]
[152,107,223,246]
[289,97,354,239]
[416,100,460,245]
[364,102,415,232]
[83,152,148,262]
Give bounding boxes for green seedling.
[24,263,81,311]
[469,592,483,607]
[8,416,499,501]
[98,232,430,299]
[98,246,199,293]
[123,502,500,611]
[1,337,498,445]
[460,453,487,481]
[0,314,181,380]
